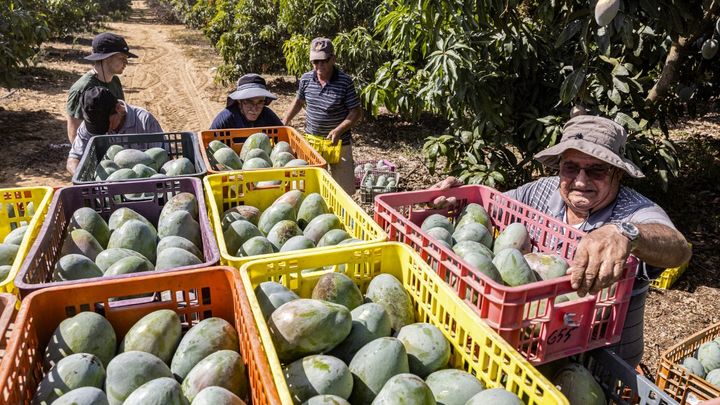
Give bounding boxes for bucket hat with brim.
[227,74,277,107]
[534,115,644,178]
[85,32,138,61]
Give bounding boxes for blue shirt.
[209,103,283,130]
[69,101,163,159]
[297,68,360,143]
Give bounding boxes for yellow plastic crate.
[650,243,692,289]
[0,187,53,298]
[305,134,342,164]
[238,242,569,405]
[203,167,386,269]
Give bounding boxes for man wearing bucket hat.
[436,115,690,367]
[66,87,162,175]
[66,32,137,144]
[210,73,283,129]
[283,37,363,195]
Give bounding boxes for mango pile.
[356,160,396,192]
[679,338,720,388]
[208,132,308,171]
[32,310,247,404]
[96,144,196,181]
[221,190,357,258]
[361,172,397,192]
[419,203,569,287]
[258,272,523,405]
[354,160,392,179]
[53,192,203,282]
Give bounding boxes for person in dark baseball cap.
[283,36,363,195]
[66,87,163,175]
[209,73,282,129]
[66,32,137,145]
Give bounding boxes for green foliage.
[358,0,718,189]
[1,0,131,89]
[45,0,101,37]
[0,0,49,88]
[283,34,311,78]
[159,0,720,190]
[215,0,283,80]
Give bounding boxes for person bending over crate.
[283,37,363,195]
[66,87,163,175]
[209,73,283,130]
[66,33,137,145]
[436,115,691,367]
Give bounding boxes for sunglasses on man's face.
[559,161,613,181]
[311,58,330,65]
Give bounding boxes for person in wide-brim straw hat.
[534,114,644,178]
[209,73,283,129]
[434,114,690,369]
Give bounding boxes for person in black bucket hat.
[66,87,162,175]
[209,73,283,130]
[66,33,138,145]
[432,114,691,368]
[84,32,138,61]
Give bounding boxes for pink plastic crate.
[374,185,639,364]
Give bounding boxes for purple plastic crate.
[15,177,219,297]
[72,132,207,185]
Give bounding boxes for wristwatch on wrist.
[615,222,640,248]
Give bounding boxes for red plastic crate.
[374,185,638,364]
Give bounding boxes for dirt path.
[118,0,222,131]
[0,0,224,187]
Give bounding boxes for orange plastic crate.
[0,294,17,363]
[0,267,281,405]
[656,321,720,404]
[198,126,327,174]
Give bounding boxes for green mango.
[105,351,173,405]
[171,317,239,381]
[119,309,182,364]
[181,350,248,402]
[283,355,353,404]
[44,312,116,369]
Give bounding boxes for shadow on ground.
[629,134,720,291]
[15,66,80,96]
[0,109,70,185]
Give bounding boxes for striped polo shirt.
[297,68,360,143]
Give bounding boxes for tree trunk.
[646,3,719,103]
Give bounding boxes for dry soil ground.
[1,0,719,380]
